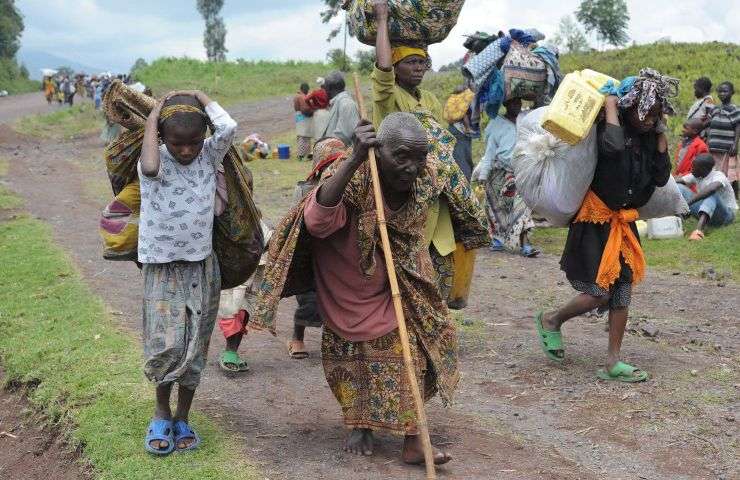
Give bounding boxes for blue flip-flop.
[490,238,505,252]
[521,245,541,258]
[173,420,201,452]
[144,419,175,456]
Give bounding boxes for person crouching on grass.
[677,153,738,240]
[138,89,237,455]
[534,69,676,383]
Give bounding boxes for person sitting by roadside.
[677,153,738,240]
[673,118,709,183]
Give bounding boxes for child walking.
[138,89,237,455]
[534,69,676,382]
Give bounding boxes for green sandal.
[597,361,648,383]
[534,311,564,363]
[219,350,249,373]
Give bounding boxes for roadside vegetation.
[0,163,259,480]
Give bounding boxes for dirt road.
[1,95,737,480]
[0,92,65,124]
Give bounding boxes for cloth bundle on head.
[307,137,348,181]
[614,68,679,121]
[391,46,427,65]
[462,28,558,127]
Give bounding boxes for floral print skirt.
[321,327,435,434]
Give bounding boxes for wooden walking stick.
[352,72,437,479]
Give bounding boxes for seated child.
[677,153,738,240]
[673,118,708,183]
[138,89,237,455]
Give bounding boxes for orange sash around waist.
[574,190,645,289]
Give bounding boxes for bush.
[0,57,40,94]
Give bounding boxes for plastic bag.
[344,0,465,47]
[513,107,597,226]
[637,176,690,220]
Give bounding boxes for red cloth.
[219,310,248,338]
[674,136,708,193]
[303,189,398,342]
[307,152,343,181]
[306,89,329,110]
[674,136,708,177]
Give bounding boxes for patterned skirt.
[296,135,312,158]
[484,167,535,248]
[142,253,221,388]
[430,245,453,301]
[321,327,434,434]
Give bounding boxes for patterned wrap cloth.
[252,113,489,417]
[143,253,221,388]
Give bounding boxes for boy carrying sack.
[139,90,237,455]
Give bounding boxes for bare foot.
[541,312,561,332]
[343,428,374,456]
[401,434,452,465]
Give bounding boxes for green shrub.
[0,57,40,94]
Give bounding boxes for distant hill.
[18,47,108,80]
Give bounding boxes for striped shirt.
[707,104,740,153]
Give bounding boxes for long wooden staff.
[352,72,436,479]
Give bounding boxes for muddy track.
[1,94,738,480]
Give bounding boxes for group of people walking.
[126,1,737,469]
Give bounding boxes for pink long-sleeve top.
[303,189,398,342]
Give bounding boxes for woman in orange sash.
[534,69,676,382]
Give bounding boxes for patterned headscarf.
[307,137,347,181]
[618,68,679,121]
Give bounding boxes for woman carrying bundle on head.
[370,0,486,306]
[534,69,676,383]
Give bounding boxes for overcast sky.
[17,0,740,73]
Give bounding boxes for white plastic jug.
[647,216,683,239]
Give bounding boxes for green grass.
[0,58,41,94]
[247,130,313,223]
[15,102,102,139]
[0,158,22,209]
[0,188,259,479]
[134,57,331,106]
[532,218,740,279]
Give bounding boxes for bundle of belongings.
[240,133,271,161]
[461,28,562,133]
[99,80,264,289]
[513,69,688,226]
[344,0,464,46]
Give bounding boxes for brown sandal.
[287,340,309,359]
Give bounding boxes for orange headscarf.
[574,191,646,289]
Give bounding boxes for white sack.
[512,107,597,226]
